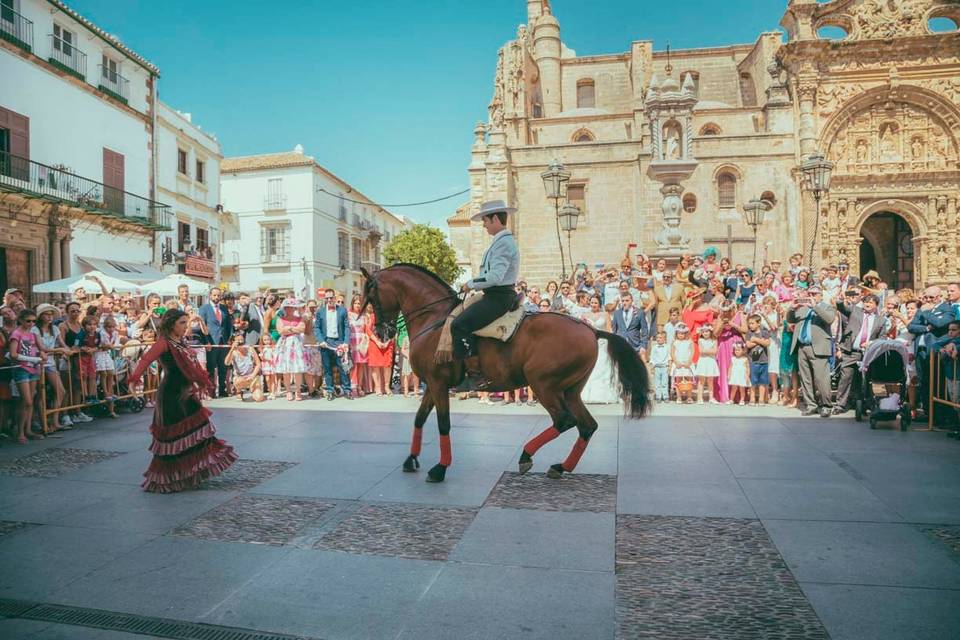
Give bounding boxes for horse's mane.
[385,263,457,296]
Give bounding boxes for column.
[49,234,62,281]
[60,235,71,278]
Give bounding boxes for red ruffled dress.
[130,337,237,493]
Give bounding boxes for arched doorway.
[859,212,914,288]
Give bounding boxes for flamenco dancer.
[130,308,237,493]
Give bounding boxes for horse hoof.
[518,460,533,475]
[403,455,420,472]
[546,463,565,479]
[426,464,447,483]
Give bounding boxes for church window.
[682,193,697,214]
[568,183,586,225]
[928,16,958,33]
[699,123,721,136]
[576,79,595,109]
[739,73,757,107]
[717,172,737,209]
[816,24,849,40]
[572,128,595,143]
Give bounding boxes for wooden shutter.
[102,147,125,214]
[0,105,29,180]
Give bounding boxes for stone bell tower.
[529,0,562,118]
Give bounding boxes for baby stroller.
[112,352,146,414]
[855,339,911,431]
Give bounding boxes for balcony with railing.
[0,151,172,232]
[48,34,87,81]
[98,65,129,104]
[264,193,287,211]
[0,4,33,53]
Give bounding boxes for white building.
[156,101,232,287]
[0,0,171,297]
[220,145,407,300]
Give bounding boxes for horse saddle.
[434,292,526,362]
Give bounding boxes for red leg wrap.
[523,426,561,456]
[439,434,452,466]
[561,437,589,472]
[411,427,423,456]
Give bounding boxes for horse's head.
[360,266,398,342]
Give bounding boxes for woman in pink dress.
[348,295,369,397]
[712,301,747,403]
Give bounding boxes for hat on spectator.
[862,270,880,281]
[280,298,305,309]
[35,303,58,317]
[470,199,516,222]
[4,287,21,297]
[742,268,753,277]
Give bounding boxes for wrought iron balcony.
[0,151,172,231]
[0,5,33,53]
[48,34,87,80]
[98,65,129,104]
[263,193,287,211]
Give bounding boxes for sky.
[69,0,787,226]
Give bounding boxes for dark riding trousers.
[451,285,516,358]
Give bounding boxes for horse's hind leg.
[425,387,452,483]
[518,387,576,474]
[547,386,598,479]
[403,391,435,472]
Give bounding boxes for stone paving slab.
[316,503,476,561]
[0,448,121,478]
[484,472,617,512]
[171,494,336,545]
[200,459,298,491]
[0,520,32,539]
[616,515,828,640]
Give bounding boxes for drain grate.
[0,598,316,640]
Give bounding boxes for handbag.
[357,332,369,356]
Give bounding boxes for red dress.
[130,337,237,493]
[365,314,394,368]
[682,306,716,361]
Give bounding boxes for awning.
[32,270,142,294]
[141,274,213,296]
[77,256,165,284]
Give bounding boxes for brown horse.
[361,264,650,482]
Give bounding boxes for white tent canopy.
[141,273,212,297]
[32,270,142,295]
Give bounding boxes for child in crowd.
[727,341,750,405]
[745,314,771,406]
[77,315,101,407]
[649,330,670,402]
[9,309,43,443]
[664,307,682,349]
[97,315,120,418]
[695,324,719,404]
[260,333,279,399]
[671,323,695,404]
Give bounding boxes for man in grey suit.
[833,291,887,414]
[787,285,836,418]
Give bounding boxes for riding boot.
[454,355,491,392]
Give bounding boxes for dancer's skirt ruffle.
[142,413,237,493]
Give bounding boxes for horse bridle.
[363,271,465,340]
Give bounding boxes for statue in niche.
[831,135,847,163]
[488,96,504,130]
[664,123,682,160]
[937,245,948,277]
[879,123,899,160]
[855,139,869,163]
[911,137,924,161]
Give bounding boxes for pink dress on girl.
[714,313,744,403]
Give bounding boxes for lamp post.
[541,159,571,280]
[800,152,834,268]
[559,202,581,274]
[742,197,768,271]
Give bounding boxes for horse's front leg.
[403,389,434,472]
[425,386,452,483]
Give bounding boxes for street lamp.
[559,202,581,274]
[742,197,768,271]
[541,159,571,280]
[800,152,834,268]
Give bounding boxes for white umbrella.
[141,273,211,297]
[32,270,142,295]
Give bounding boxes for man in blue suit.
[909,283,959,419]
[199,287,233,398]
[314,288,352,401]
[611,292,648,356]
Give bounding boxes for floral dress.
[274,317,307,374]
[349,311,368,365]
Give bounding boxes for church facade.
[448,0,960,289]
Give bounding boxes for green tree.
[382,224,462,284]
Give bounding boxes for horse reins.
[365,276,466,344]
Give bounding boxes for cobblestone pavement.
[0,406,958,640]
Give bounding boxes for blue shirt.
[468,229,519,290]
[797,312,813,345]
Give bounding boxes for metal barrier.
[928,349,960,431]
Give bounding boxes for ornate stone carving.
[852,0,929,39]
[488,48,505,129]
[818,83,865,118]
[925,77,960,104]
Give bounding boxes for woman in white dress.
[581,295,621,404]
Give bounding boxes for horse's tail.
[595,330,652,420]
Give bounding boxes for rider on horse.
[451,199,520,387]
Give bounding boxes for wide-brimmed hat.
[280,298,305,309]
[35,303,59,317]
[862,270,880,281]
[470,199,517,222]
